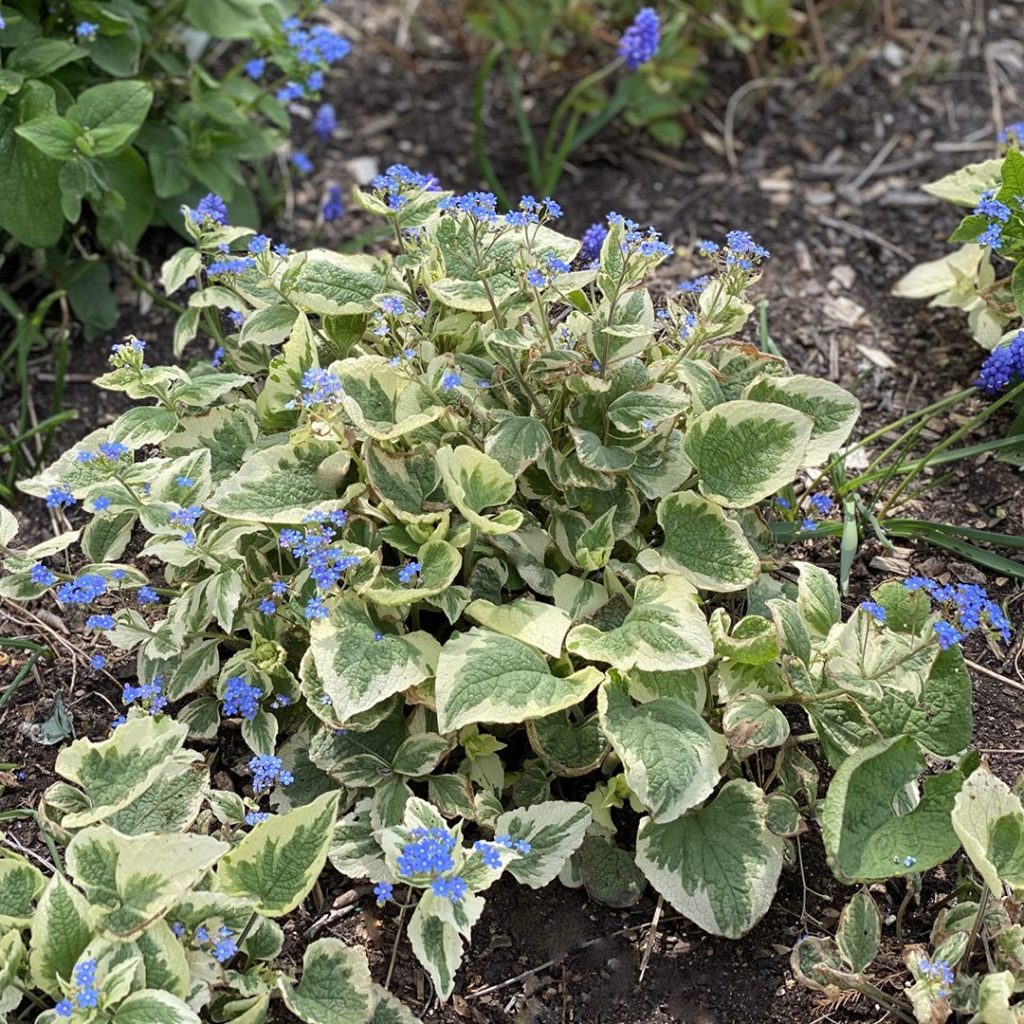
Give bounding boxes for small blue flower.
[212,346,226,368]
[977,222,1003,248]
[90,654,107,671]
[30,564,57,587]
[259,598,276,615]
[222,676,262,721]
[292,152,313,175]
[171,921,186,937]
[55,999,73,1018]
[808,492,834,515]
[137,586,159,605]
[580,222,608,263]
[75,21,99,39]
[304,597,329,621]
[859,601,887,624]
[933,620,963,650]
[245,811,270,826]
[975,330,1024,395]
[440,371,462,392]
[46,485,75,509]
[373,881,394,904]
[618,7,659,69]
[312,102,337,139]
[86,614,116,630]
[194,193,228,225]
[175,476,195,488]
[213,936,238,963]
[244,57,266,80]
[322,183,344,222]
[248,754,294,792]
[397,561,422,584]
[800,518,818,532]
[248,234,271,254]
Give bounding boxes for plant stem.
[385,886,414,990]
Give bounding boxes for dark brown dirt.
[3,0,1024,1021]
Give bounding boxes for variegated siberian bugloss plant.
[0,169,1000,1020]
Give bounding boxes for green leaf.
[364,445,443,524]
[54,715,189,828]
[744,375,859,464]
[307,596,435,721]
[820,735,963,882]
[68,81,152,153]
[635,779,784,938]
[836,890,880,973]
[722,693,790,755]
[81,511,136,564]
[484,416,551,475]
[598,675,726,823]
[105,758,208,835]
[111,990,200,1024]
[565,575,714,672]
[683,399,813,507]
[0,81,64,246]
[217,790,340,916]
[952,766,1024,896]
[463,598,572,658]
[436,444,524,535]
[7,39,86,76]
[921,158,1003,206]
[66,826,228,939]
[435,628,604,733]
[367,985,419,1024]
[642,491,760,592]
[277,938,373,1024]
[0,860,43,928]
[208,441,349,523]
[809,647,972,766]
[794,561,840,640]
[1012,262,1024,317]
[578,835,646,908]
[365,540,461,607]
[28,874,93,996]
[494,802,591,887]
[407,898,464,1000]
[286,251,388,314]
[14,114,79,159]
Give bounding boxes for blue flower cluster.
[370,164,441,211]
[245,810,271,826]
[699,231,771,271]
[438,191,499,223]
[54,960,99,1017]
[295,367,344,407]
[903,576,1012,648]
[975,330,1024,394]
[249,754,294,792]
[75,21,98,40]
[46,485,74,509]
[973,189,1014,249]
[279,512,359,607]
[312,102,337,140]
[618,7,660,69]
[190,193,229,226]
[222,676,262,721]
[250,16,349,104]
[579,221,608,263]
[503,194,563,226]
[120,676,168,718]
[169,504,204,547]
[919,957,955,999]
[431,876,468,901]
[397,561,422,584]
[397,827,457,877]
[55,573,107,606]
[608,213,671,259]
[472,840,504,869]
